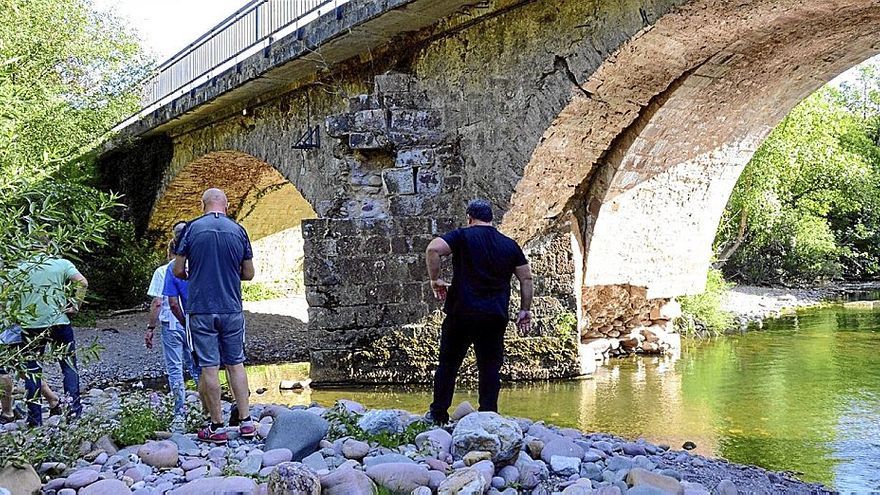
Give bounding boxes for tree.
[715,86,880,284]
[0,0,151,373]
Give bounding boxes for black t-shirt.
[441,225,528,318]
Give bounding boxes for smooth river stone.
[366,463,432,493]
[79,479,133,495]
[64,469,100,489]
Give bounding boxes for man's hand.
[145,327,155,349]
[516,310,532,334]
[431,279,451,301]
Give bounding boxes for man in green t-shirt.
[16,255,88,426]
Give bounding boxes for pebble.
[341,439,370,460]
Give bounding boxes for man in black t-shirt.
[424,199,534,424]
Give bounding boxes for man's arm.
[426,238,452,300]
[168,296,186,327]
[514,263,534,333]
[172,255,187,279]
[66,273,88,314]
[240,259,255,281]
[145,297,162,349]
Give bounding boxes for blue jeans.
[22,325,81,426]
[161,321,200,416]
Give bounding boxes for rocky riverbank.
[0,388,830,495]
[723,282,880,329]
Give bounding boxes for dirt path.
[42,308,310,388]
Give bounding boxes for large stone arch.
[506,0,880,305]
[149,150,317,296]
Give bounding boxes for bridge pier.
[303,74,583,383]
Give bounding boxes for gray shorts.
[186,313,246,367]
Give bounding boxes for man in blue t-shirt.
[173,188,255,444]
[424,199,534,424]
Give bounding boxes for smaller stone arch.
[149,150,317,297]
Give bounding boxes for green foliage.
[324,402,433,449]
[242,282,285,302]
[0,0,150,175]
[716,79,880,284]
[677,269,735,337]
[0,407,115,466]
[79,220,164,309]
[0,0,153,345]
[553,312,578,339]
[111,393,174,447]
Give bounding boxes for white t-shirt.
[147,261,174,324]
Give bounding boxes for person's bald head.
[201,188,228,213]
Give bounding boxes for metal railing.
[120,0,346,130]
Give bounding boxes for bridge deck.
[116,0,473,141]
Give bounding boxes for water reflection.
[243,305,880,491]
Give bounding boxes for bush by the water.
[677,269,735,337]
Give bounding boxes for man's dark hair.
[466,199,493,223]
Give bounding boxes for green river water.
[244,304,880,492]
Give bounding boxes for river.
[243,304,880,492]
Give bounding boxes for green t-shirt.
[17,257,81,329]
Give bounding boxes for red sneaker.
[197,426,228,444]
[239,422,256,439]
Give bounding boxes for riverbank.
[62,309,309,387]
[723,282,880,328]
[0,389,830,495]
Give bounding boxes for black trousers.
[430,313,507,423]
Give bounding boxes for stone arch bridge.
[98,0,880,383]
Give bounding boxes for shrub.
[241,281,285,302]
[112,393,174,446]
[78,219,164,310]
[676,269,735,337]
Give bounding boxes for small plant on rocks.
[0,409,115,466]
[112,392,174,446]
[324,402,433,448]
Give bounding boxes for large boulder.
[267,462,321,495]
[137,440,179,468]
[451,412,523,464]
[365,463,432,494]
[321,465,378,495]
[0,464,41,495]
[357,409,406,436]
[263,410,329,461]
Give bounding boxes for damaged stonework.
[306,73,582,384]
[580,285,682,368]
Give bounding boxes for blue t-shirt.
[162,261,188,315]
[175,213,253,314]
[441,225,528,318]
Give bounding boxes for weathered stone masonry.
[304,74,580,383]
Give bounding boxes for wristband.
[146,325,156,330]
